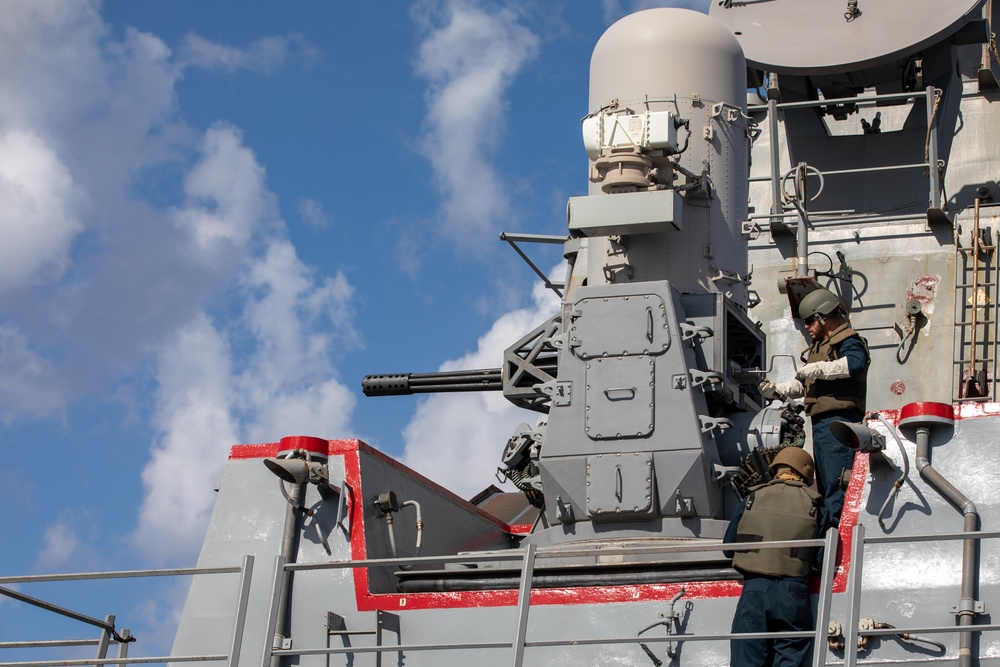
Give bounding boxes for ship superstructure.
[4,2,1000,666]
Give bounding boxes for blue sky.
[0,0,709,656]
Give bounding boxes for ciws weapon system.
[8,2,1000,666]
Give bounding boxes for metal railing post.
[511,543,538,667]
[228,555,255,667]
[260,555,287,667]
[93,615,114,667]
[812,528,840,667]
[115,630,130,667]
[844,524,866,667]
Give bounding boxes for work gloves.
[759,357,851,400]
[796,357,850,381]
[759,378,804,399]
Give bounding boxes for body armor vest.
[732,479,821,577]
[803,324,869,416]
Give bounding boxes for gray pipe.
[914,426,979,667]
[272,480,305,667]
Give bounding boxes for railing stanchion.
[511,543,538,667]
[228,555,255,667]
[844,524,866,667]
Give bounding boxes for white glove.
[773,378,804,398]
[759,379,804,399]
[797,357,850,381]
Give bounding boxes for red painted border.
[227,404,999,611]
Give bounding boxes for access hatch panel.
[570,294,671,359]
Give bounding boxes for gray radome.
[590,9,747,113]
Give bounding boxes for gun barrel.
[362,368,503,396]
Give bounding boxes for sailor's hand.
[797,358,850,381]
[773,378,805,398]
[759,380,778,399]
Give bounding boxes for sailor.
[725,447,824,667]
[759,288,869,526]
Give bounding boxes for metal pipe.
[926,87,941,209]
[395,568,738,593]
[0,586,126,642]
[768,98,781,218]
[794,164,810,276]
[271,480,305,667]
[914,425,979,667]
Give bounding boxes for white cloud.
[34,517,90,572]
[0,129,83,291]
[414,1,539,247]
[236,238,358,443]
[133,315,240,564]
[402,274,561,499]
[297,197,330,229]
[177,33,319,73]
[173,123,278,254]
[0,324,63,422]
[134,238,358,564]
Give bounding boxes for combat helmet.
[798,288,841,321]
[769,447,815,486]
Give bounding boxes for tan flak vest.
[732,479,821,578]
[803,323,869,417]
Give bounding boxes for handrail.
[7,523,997,666]
[752,87,942,225]
[263,533,837,667]
[0,556,254,667]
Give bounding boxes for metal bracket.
[603,262,634,283]
[951,599,986,615]
[539,379,573,406]
[555,495,575,523]
[679,323,714,344]
[741,220,761,239]
[690,370,724,390]
[699,415,733,435]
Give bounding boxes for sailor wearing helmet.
[724,447,824,667]
[759,287,869,527]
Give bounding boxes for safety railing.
[261,530,841,667]
[746,87,943,232]
[0,556,255,667]
[8,524,992,666]
[840,525,1000,667]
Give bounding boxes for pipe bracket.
[950,599,985,616]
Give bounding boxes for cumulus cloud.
[134,237,359,564]
[402,273,561,499]
[0,129,84,291]
[133,315,240,562]
[414,1,539,247]
[173,122,278,254]
[177,33,319,73]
